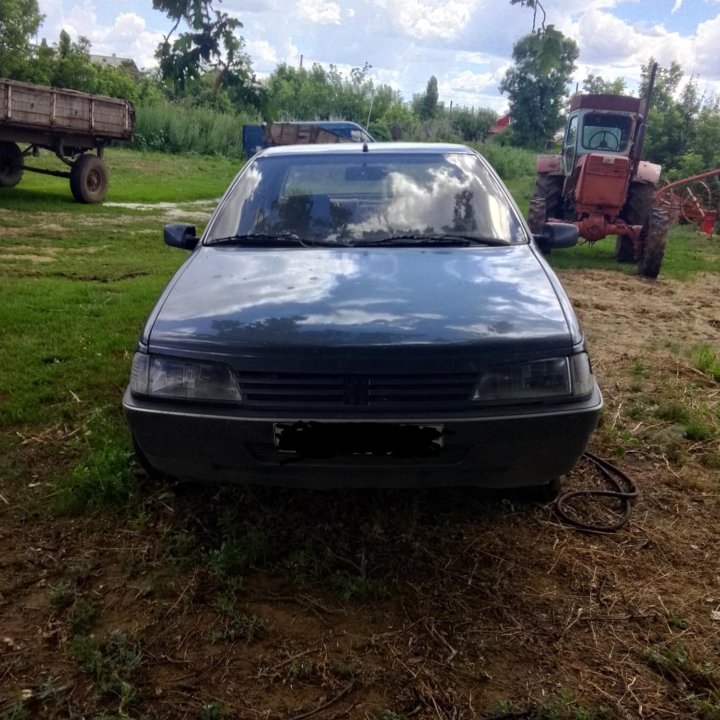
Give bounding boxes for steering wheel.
[587,130,620,151]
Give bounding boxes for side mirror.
[164,223,198,250]
[534,222,579,253]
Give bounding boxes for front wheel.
[70,154,109,203]
[639,208,669,279]
[0,141,23,188]
[614,236,635,263]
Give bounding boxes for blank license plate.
[273,422,444,457]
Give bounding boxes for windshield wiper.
[353,234,508,247]
[205,233,306,247]
[206,233,351,248]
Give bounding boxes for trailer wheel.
[639,208,669,279]
[70,154,109,203]
[0,141,23,188]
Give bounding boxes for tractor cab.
[561,94,643,176]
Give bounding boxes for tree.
[640,58,701,169]
[581,74,626,95]
[0,0,43,77]
[414,75,440,121]
[153,0,263,110]
[499,26,579,148]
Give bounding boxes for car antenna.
[362,142,369,152]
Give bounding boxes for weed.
[69,631,142,711]
[199,701,231,720]
[209,521,269,589]
[212,594,267,643]
[656,401,691,424]
[54,409,136,515]
[532,691,612,719]
[683,418,715,442]
[49,580,75,610]
[642,643,720,713]
[331,570,389,603]
[693,344,720,381]
[2,705,31,720]
[69,598,100,635]
[631,358,649,378]
[667,613,690,630]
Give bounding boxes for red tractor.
[528,64,669,278]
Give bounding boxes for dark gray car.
[123,142,602,490]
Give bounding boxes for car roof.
[257,142,475,157]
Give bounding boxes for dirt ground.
[2,268,720,719]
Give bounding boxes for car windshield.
[205,151,527,246]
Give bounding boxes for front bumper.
[123,386,602,488]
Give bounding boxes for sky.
[35,0,720,112]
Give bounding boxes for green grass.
[547,224,720,280]
[0,147,240,209]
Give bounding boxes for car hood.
[146,245,577,363]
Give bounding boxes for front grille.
[235,371,477,410]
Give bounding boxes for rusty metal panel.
[570,94,642,114]
[575,153,630,210]
[537,153,562,174]
[264,123,352,147]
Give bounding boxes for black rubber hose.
[554,451,639,533]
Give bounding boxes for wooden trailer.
[0,78,134,203]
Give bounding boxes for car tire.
[70,154,109,203]
[0,141,23,188]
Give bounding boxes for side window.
[563,115,578,174]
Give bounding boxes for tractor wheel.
[639,208,669,279]
[0,141,24,188]
[530,172,562,218]
[614,236,634,263]
[616,181,655,262]
[528,197,547,236]
[70,154,109,203]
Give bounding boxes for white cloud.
[694,14,720,81]
[372,0,480,40]
[86,13,164,69]
[296,0,342,25]
[672,0,683,12]
[245,39,278,66]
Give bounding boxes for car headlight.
[130,353,241,402]
[473,354,594,402]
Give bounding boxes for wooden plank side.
[0,78,133,140]
[10,85,53,127]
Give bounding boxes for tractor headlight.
[130,353,241,403]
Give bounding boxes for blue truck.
[242,121,374,158]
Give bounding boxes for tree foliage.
[0,0,43,77]
[582,74,626,95]
[631,58,720,178]
[499,26,579,148]
[265,62,398,125]
[152,0,264,110]
[413,75,440,120]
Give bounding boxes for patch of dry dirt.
[1,269,720,719]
